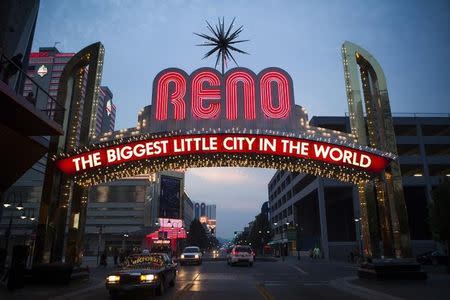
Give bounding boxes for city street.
[3,258,449,300]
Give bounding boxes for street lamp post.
[258,230,263,256]
[354,218,363,259]
[2,193,35,269]
[122,233,129,253]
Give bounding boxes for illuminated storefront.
[146,218,187,253]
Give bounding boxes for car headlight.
[140,274,155,282]
[181,254,185,259]
[107,275,120,283]
[194,254,199,259]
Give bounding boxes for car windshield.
[123,254,165,269]
[235,247,252,253]
[183,247,200,253]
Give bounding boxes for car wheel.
[156,278,165,296]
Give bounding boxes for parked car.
[227,245,255,266]
[179,246,203,265]
[105,253,177,298]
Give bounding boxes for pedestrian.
[349,251,354,263]
[2,53,23,85]
[313,246,320,259]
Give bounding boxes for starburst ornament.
[195,18,249,74]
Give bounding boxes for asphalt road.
[56,260,363,300]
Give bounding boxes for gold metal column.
[34,42,105,264]
[342,41,412,258]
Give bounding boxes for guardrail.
[0,52,65,126]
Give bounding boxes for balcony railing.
[0,51,65,126]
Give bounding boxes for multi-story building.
[183,192,194,229]
[1,46,115,251]
[194,202,216,220]
[84,175,155,255]
[193,202,217,235]
[268,115,450,260]
[83,169,194,256]
[0,1,65,257]
[96,86,115,136]
[23,47,115,136]
[23,47,75,108]
[1,47,76,240]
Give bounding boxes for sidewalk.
[0,264,112,300]
[350,265,450,300]
[281,255,450,300]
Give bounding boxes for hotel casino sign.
[54,67,396,186]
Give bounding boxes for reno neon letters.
[153,68,293,121]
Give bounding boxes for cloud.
[187,167,252,184]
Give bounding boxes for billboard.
[159,175,181,218]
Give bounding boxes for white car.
[179,246,203,265]
[227,245,254,266]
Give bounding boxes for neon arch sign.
[54,67,396,186]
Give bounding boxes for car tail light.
[231,249,237,255]
[251,251,255,256]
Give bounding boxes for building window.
[52,64,65,71]
[287,190,292,200]
[293,175,316,195]
[394,125,417,136]
[428,165,450,177]
[397,144,421,156]
[425,144,450,156]
[421,125,450,137]
[400,164,424,177]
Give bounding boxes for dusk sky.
[33,0,450,239]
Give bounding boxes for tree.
[187,219,208,250]
[429,180,450,272]
[233,231,249,245]
[248,213,273,255]
[207,235,220,250]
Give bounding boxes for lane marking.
[330,276,404,300]
[49,281,105,300]
[256,283,276,300]
[173,272,200,300]
[290,265,309,275]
